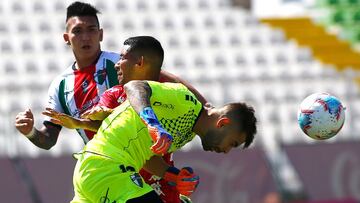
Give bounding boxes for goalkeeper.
[70,80,257,203]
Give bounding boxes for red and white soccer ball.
[297,92,345,140]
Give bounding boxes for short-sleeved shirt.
[85,81,203,171]
[45,51,120,142]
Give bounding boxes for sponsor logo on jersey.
[153,101,175,110]
[73,96,100,117]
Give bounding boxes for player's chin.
[203,146,225,153]
[202,145,214,152]
[202,145,211,152]
[117,76,124,84]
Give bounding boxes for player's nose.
[114,62,121,71]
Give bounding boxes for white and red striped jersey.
[45,51,120,143]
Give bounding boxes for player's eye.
[72,29,81,34]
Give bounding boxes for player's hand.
[15,108,35,136]
[81,106,113,120]
[139,107,172,155]
[164,166,200,197]
[42,108,80,129]
[147,125,173,155]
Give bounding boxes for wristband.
[139,107,160,125]
[25,127,36,138]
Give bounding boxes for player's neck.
[193,108,216,137]
[74,51,102,70]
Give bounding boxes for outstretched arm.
[42,108,102,132]
[81,106,114,121]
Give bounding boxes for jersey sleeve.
[97,85,127,109]
[43,76,65,122]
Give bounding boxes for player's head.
[201,102,257,153]
[65,1,100,28]
[63,1,103,60]
[115,36,164,85]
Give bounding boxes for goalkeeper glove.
[163,166,200,197]
[139,107,173,155]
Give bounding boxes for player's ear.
[216,117,230,128]
[99,28,103,42]
[63,33,70,45]
[135,56,144,68]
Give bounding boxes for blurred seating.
[0,0,359,157]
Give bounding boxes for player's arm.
[124,80,172,155]
[143,155,170,177]
[144,155,200,197]
[42,85,121,132]
[160,70,208,105]
[15,108,60,150]
[123,80,152,113]
[42,108,102,132]
[80,105,114,121]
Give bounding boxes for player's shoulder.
[49,64,74,86]
[104,84,125,93]
[149,81,187,91]
[99,50,120,62]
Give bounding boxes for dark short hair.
[66,1,100,27]
[124,36,164,71]
[225,102,257,148]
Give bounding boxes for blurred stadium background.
[1,0,360,202]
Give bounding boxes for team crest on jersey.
[81,79,89,93]
[130,173,143,188]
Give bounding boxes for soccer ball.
[297,92,345,140]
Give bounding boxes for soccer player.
[15,1,119,149]
[14,2,205,203]
[71,80,257,203]
[43,35,207,203]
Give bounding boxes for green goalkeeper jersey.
[84,81,203,171]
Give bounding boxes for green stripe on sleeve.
[105,59,119,88]
[59,79,71,115]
